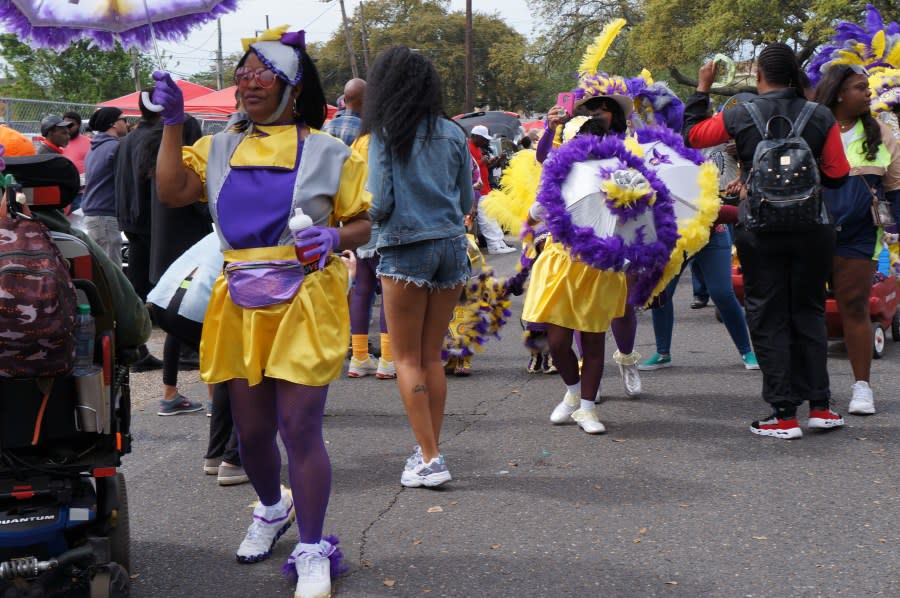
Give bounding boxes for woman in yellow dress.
[152,27,370,598]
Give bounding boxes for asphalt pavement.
[125,249,899,598]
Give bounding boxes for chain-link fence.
[0,97,96,135]
[0,97,229,137]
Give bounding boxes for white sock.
[565,381,581,396]
[580,399,595,411]
[296,541,323,556]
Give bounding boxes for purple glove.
[296,226,340,269]
[151,71,185,126]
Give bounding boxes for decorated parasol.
[0,0,239,56]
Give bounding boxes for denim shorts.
[377,235,470,289]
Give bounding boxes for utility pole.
[338,0,359,79]
[216,18,224,90]
[465,0,473,111]
[130,48,141,92]
[359,1,370,76]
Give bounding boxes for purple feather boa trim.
[281,535,347,581]
[0,0,239,51]
[536,133,679,306]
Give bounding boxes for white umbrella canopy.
[561,159,658,246]
[0,0,239,51]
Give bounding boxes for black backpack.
[742,101,827,232]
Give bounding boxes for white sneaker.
[292,543,332,598]
[571,407,606,434]
[613,350,642,397]
[375,357,396,379]
[549,391,579,424]
[848,381,875,415]
[348,354,378,378]
[487,244,517,255]
[401,454,452,488]
[236,489,295,563]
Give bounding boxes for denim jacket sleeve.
[456,137,474,216]
[367,135,394,224]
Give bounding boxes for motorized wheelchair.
[0,154,132,597]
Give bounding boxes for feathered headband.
[806,4,900,87]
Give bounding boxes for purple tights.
[350,255,387,334]
[610,305,637,355]
[228,378,330,544]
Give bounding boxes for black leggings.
[149,304,240,465]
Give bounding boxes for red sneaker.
[750,415,802,439]
[808,408,845,430]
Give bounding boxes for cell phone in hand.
[556,92,575,116]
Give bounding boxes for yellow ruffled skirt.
[522,241,626,333]
[200,245,349,387]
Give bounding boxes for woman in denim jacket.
[363,46,474,488]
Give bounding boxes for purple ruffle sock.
[282,535,347,582]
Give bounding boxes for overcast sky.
[159,0,536,78]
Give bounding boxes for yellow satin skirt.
[200,245,349,387]
[522,241,626,333]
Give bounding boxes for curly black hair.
[815,65,881,162]
[360,46,445,163]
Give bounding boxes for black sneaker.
[690,296,709,309]
[542,353,558,375]
[526,353,543,373]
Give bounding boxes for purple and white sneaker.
[236,488,295,563]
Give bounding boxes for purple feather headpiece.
[806,4,900,86]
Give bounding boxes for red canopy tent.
[98,80,214,116]
[184,85,340,121]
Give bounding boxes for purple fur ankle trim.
[282,535,347,582]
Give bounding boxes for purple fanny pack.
[224,260,308,308]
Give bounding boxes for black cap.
[40,114,74,137]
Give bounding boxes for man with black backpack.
[683,43,850,440]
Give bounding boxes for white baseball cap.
[470,125,491,140]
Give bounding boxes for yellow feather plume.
[640,69,654,84]
[872,30,886,59]
[836,49,866,65]
[886,42,900,68]
[578,18,627,75]
[480,150,542,236]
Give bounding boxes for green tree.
[313,0,545,115]
[188,51,243,90]
[526,0,897,96]
[0,35,153,103]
